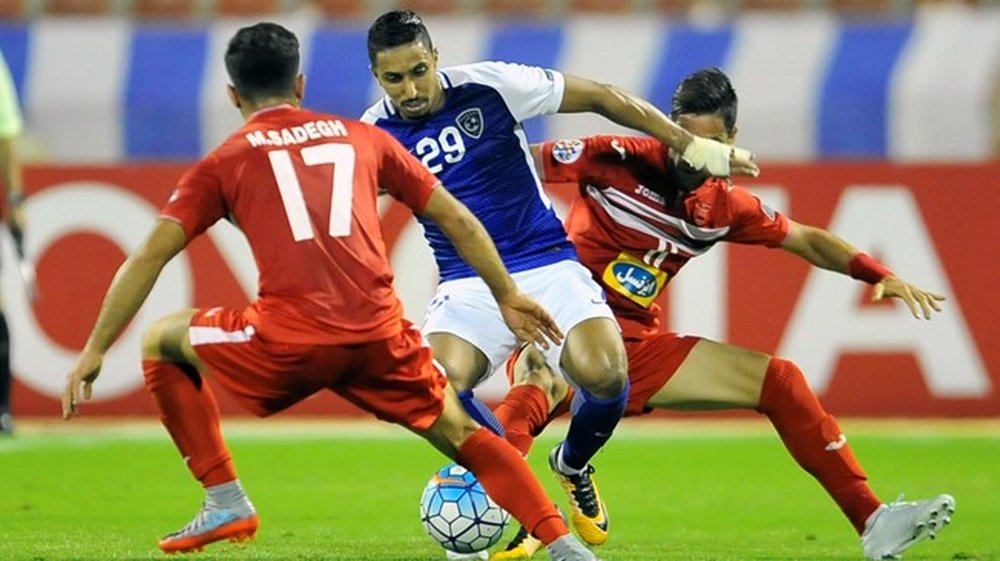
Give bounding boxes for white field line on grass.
[1,417,998,453]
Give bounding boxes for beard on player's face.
[373,43,442,119]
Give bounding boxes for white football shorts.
[421,259,619,381]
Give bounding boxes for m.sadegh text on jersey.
[245,119,349,148]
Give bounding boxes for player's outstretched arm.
[558,74,758,178]
[781,221,945,320]
[61,220,187,419]
[419,187,564,348]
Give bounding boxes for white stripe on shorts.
[189,325,256,346]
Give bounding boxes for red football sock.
[143,359,237,487]
[456,427,567,545]
[757,357,881,534]
[493,385,550,455]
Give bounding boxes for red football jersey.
[162,105,439,344]
[541,135,790,340]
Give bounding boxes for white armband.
[681,136,731,176]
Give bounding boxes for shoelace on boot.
[565,466,600,517]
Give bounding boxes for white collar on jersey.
[249,103,296,119]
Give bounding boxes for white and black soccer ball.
[420,463,510,554]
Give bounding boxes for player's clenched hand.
[62,350,103,420]
[681,136,759,178]
[729,146,759,178]
[872,276,946,320]
[498,292,564,350]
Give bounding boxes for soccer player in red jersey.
[60,23,600,560]
[490,68,955,561]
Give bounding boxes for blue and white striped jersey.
[362,61,577,282]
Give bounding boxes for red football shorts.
[188,307,448,431]
[624,332,701,417]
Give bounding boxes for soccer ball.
[420,463,510,554]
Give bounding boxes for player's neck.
[241,98,300,121]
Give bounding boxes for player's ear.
[729,126,738,145]
[294,74,305,101]
[227,84,241,109]
[432,48,439,64]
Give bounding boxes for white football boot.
[861,493,955,559]
[546,535,602,561]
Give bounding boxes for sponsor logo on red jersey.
[601,252,668,308]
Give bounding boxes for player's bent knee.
[436,357,483,392]
[583,376,628,399]
[760,356,820,411]
[769,356,805,386]
[577,367,627,399]
[140,322,166,361]
[573,351,628,398]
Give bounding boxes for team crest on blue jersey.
[456,108,484,139]
[552,139,584,164]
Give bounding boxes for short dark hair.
[670,67,738,133]
[225,22,300,103]
[367,10,434,64]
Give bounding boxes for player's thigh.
[422,278,516,385]
[621,333,699,416]
[339,322,452,435]
[516,260,623,384]
[647,338,771,410]
[188,308,326,416]
[141,308,202,367]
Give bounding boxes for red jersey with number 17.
[540,135,790,340]
[161,105,439,345]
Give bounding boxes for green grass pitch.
[1,418,996,560]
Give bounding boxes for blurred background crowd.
[2,0,999,18]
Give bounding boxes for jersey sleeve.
[474,61,565,122]
[541,135,665,185]
[160,156,227,241]
[372,126,439,213]
[724,185,790,247]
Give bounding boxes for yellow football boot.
[549,444,609,546]
[490,524,543,559]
